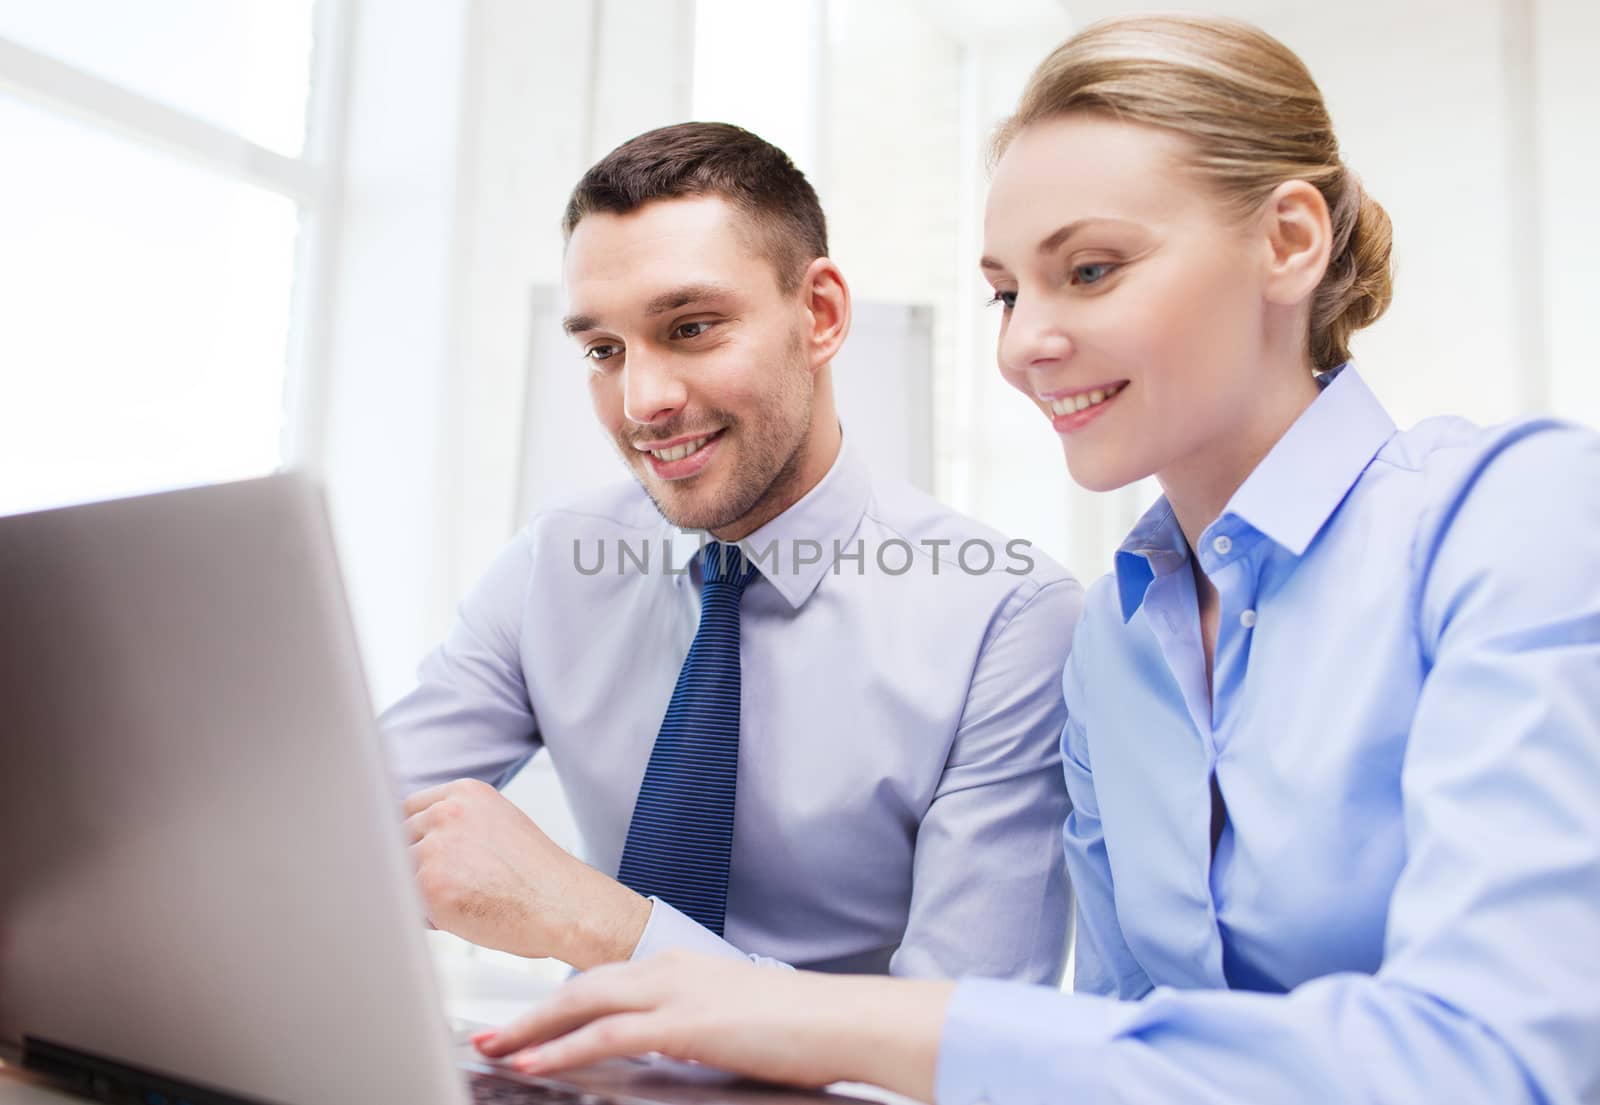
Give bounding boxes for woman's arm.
[475,952,953,1103]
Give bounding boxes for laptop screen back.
[0,476,465,1105]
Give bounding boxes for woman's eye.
[674,321,712,339]
[986,291,1017,311]
[1072,262,1115,285]
[585,344,621,362]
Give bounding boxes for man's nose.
[622,349,689,426]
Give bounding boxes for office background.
[3,2,1596,957]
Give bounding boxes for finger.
[506,1012,673,1076]
[407,840,431,878]
[476,966,659,1057]
[401,782,456,818]
[401,807,433,845]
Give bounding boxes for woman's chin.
[1063,442,1146,494]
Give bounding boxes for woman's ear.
[800,257,851,373]
[1260,179,1333,307]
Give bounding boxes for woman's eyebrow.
[980,216,1142,271]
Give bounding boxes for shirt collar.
[671,429,871,610]
[1113,498,1190,623]
[1112,365,1396,623]
[1224,363,1396,558]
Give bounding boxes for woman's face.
[982,113,1279,494]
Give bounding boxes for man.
[384,122,1082,982]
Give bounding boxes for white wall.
[1536,0,1600,426]
[314,0,470,710]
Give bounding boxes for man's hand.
[402,779,651,969]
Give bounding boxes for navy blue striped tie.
[616,541,757,936]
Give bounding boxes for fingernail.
[513,1050,543,1073]
[471,1030,497,1048]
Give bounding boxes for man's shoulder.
[859,474,1077,593]
[520,479,664,539]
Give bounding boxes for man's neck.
[711,417,843,543]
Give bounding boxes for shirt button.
[1240,609,1258,628]
[1212,534,1233,556]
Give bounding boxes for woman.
[473,15,1600,1104]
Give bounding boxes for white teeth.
[649,435,712,463]
[1046,382,1124,416]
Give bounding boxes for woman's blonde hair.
[993,14,1393,372]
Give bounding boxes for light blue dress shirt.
[939,366,1600,1104]
[380,436,1082,981]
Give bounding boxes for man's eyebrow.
[643,283,737,316]
[562,283,738,335]
[979,218,1136,271]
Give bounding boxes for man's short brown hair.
[562,122,828,293]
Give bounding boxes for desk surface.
[0,1065,75,1104]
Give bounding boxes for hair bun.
[1312,175,1394,370]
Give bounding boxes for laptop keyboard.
[469,1069,625,1104]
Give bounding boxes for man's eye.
[986,291,1017,311]
[673,321,712,339]
[585,344,621,362]
[1073,263,1116,285]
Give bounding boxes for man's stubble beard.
[619,332,815,534]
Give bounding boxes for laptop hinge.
[22,1036,281,1105]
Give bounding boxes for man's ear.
[799,257,851,373]
[1260,179,1333,308]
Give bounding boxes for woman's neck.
[1160,363,1323,552]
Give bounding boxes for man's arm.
[379,528,543,797]
[885,576,1081,982]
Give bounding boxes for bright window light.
[691,0,819,178]
[0,0,316,155]
[0,95,301,516]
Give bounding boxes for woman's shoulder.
[1373,413,1598,497]
[1375,414,1600,635]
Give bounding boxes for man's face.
[563,195,816,533]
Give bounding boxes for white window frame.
[0,0,355,471]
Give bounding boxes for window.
[0,0,338,516]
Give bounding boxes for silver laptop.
[0,475,864,1105]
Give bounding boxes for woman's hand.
[473,950,954,1102]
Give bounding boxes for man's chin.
[637,476,744,533]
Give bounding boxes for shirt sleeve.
[887,577,1081,984]
[628,577,1082,984]
[937,423,1600,1105]
[378,528,543,799]
[628,897,795,970]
